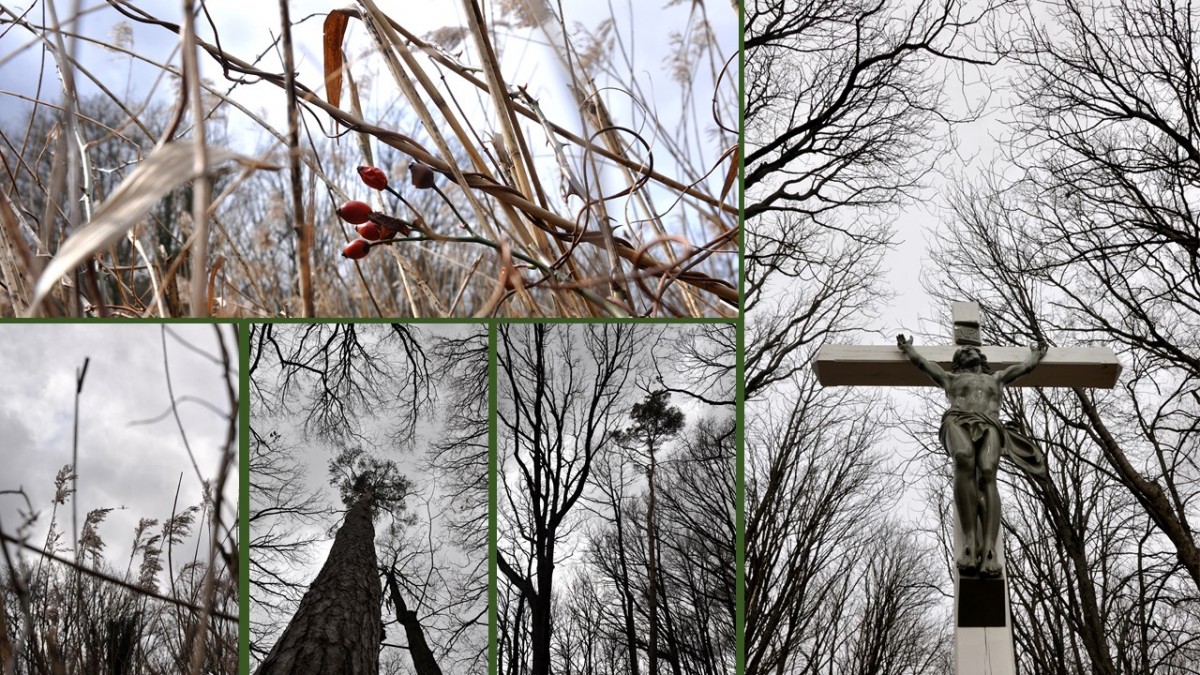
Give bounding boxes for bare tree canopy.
[743,0,1005,399]
[249,323,487,675]
[913,2,1200,670]
[741,0,1197,673]
[497,324,735,675]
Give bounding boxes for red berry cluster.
[337,197,378,259]
[339,164,438,260]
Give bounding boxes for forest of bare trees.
[927,0,1200,669]
[249,323,486,675]
[0,324,238,675]
[745,0,1199,673]
[496,323,735,675]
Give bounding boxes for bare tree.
[496,324,638,675]
[582,434,644,675]
[497,324,735,675]
[745,376,951,675]
[254,448,406,675]
[650,325,737,408]
[612,392,684,675]
[249,323,429,447]
[743,0,1006,397]
[926,190,1200,673]
[637,416,736,675]
[742,4,1015,671]
[247,426,326,658]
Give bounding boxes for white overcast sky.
[0,323,238,580]
[0,0,736,177]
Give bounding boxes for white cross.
[814,302,1119,388]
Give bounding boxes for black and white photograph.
[248,323,487,675]
[0,323,239,674]
[5,0,1199,672]
[496,323,735,675]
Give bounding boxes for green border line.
[239,322,250,675]
[488,323,499,675]
[737,1,746,672]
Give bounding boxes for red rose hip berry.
[357,166,389,190]
[342,238,371,259]
[336,200,372,224]
[356,223,384,241]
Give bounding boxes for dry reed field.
[0,0,738,318]
[0,324,239,675]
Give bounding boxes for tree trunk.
[1036,479,1118,675]
[647,443,658,675]
[0,590,11,670]
[385,570,443,675]
[613,506,640,675]
[256,497,381,675]
[530,561,554,675]
[1075,389,1200,592]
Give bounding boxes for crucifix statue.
[813,301,1120,675]
[895,335,1047,578]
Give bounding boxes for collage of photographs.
[0,0,1196,674]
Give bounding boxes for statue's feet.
[956,547,979,576]
[979,550,1002,578]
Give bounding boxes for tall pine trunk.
[647,443,658,675]
[256,497,381,675]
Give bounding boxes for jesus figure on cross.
[897,335,1049,577]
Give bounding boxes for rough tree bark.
[255,496,382,675]
[0,592,10,669]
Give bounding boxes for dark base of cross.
[957,577,1006,627]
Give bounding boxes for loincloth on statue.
[939,410,1047,478]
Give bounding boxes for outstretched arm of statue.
[998,342,1049,384]
[896,334,949,388]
